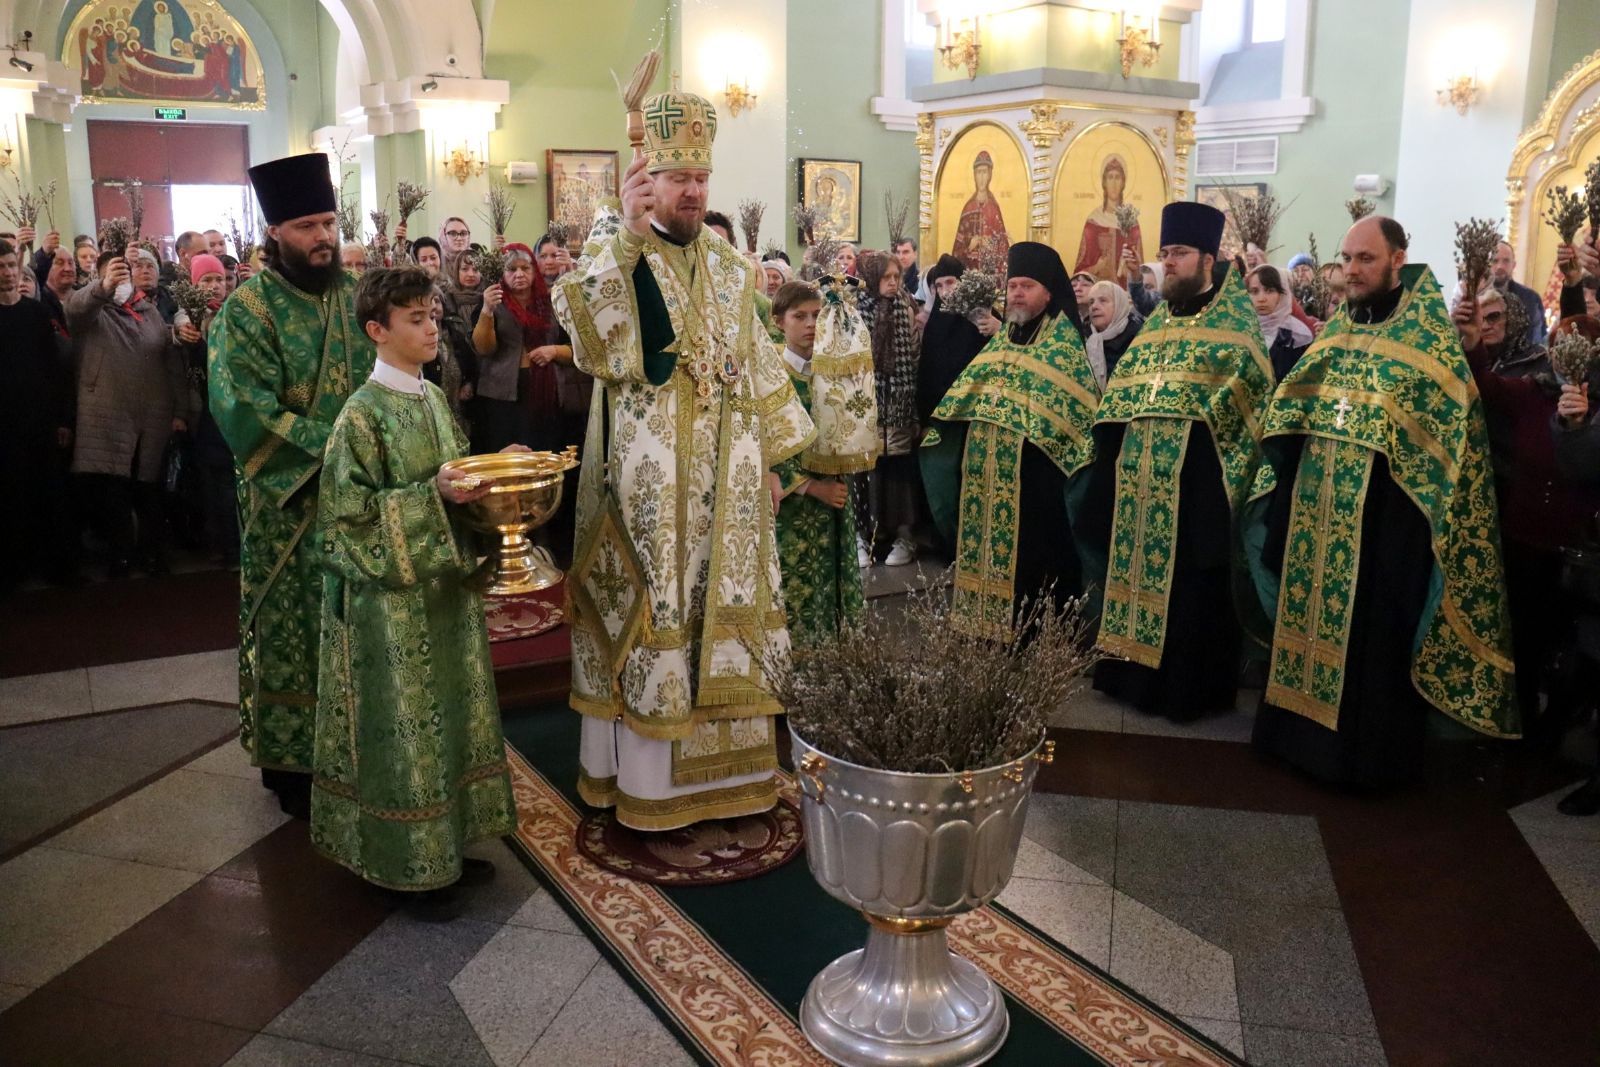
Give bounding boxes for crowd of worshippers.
[7,188,1600,817]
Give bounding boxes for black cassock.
[1251,443,1438,787]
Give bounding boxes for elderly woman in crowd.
[1246,265,1315,380]
[762,257,792,299]
[68,247,193,577]
[1083,279,1143,388]
[1453,287,1597,734]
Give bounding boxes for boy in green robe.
[771,280,870,642]
[310,266,520,918]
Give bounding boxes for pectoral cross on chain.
[1333,394,1354,430]
[1147,372,1164,403]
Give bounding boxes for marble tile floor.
[4,646,1600,1066]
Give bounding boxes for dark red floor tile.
[0,989,252,1067]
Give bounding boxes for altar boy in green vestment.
[310,267,518,912]
[1247,217,1518,786]
[210,153,376,818]
[1089,202,1274,721]
[771,279,878,643]
[920,242,1103,638]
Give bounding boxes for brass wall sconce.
[442,143,486,185]
[1118,14,1161,78]
[1437,74,1480,116]
[724,79,757,118]
[938,17,982,81]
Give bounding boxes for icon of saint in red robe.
[952,150,1010,272]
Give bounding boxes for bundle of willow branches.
[1544,185,1587,245]
[942,270,1000,320]
[170,278,213,325]
[1551,329,1598,385]
[738,199,765,254]
[545,220,573,250]
[1292,232,1334,320]
[1345,196,1375,223]
[395,180,429,228]
[368,203,391,246]
[1586,159,1600,240]
[227,213,257,266]
[793,203,824,247]
[1223,188,1284,255]
[800,231,843,282]
[336,198,361,243]
[1115,203,1140,234]
[475,246,508,287]
[479,180,516,239]
[123,179,146,238]
[884,191,911,248]
[0,178,46,247]
[1453,216,1502,299]
[98,217,136,260]
[765,579,1097,773]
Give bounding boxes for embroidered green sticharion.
[927,312,1100,637]
[1094,267,1273,667]
[1252,263,1517,738]
[1266,436,1375,726]
[1100,417,1191,667]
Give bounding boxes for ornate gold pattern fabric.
[641,90,719,173]
[1254,264,1517,737]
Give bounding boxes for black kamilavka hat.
[1159,202,1226,258]
[248,152,338,226]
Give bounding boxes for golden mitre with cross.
[641,89,719,173]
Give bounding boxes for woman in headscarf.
[1453,288,1594,732]
[1246,265,1314,380]
[858,249,923,566]
[1082,279,1143,388]
[470,243,564,453]
[761,257,792,298]
[1129,260,1164,316]
[915,253,989,424]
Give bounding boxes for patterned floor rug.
[575,797,804,885]
[501,709,1246,1067]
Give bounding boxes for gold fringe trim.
[800,446,881,475]
[670,752,778,788]
[811,351,875,377]
[1264,681,1341,730]
[1097,631,1164,669]
[577,770,619,809]
[608,777,780,832]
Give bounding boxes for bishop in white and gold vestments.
[552,89,814,831]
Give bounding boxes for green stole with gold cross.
[1247,264,1518,738]
[923,311,1101,639]
[1093,266,1274,668]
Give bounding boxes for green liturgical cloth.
[924,312,1100,637]
[208,268,375,772]
[309,377,515,891]
[1093,267,1273,668]
[1250,264,1517,737]
[774,369,865,644]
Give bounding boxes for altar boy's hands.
[438,467,492,505]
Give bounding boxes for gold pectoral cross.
[1333,394,1353,429]
[1147,372,1164,403]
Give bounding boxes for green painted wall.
[483,0,673,239]
[1545,0,1597,97]
[1255,0,1412,261]
[21,118,71,235]
[787,0,918,259]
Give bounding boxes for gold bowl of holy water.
[439,445,579,596]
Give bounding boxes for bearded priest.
[208,153,375,819]
[1246,216,1519,786]
[551,90,815,831]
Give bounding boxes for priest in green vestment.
[311,267,516,910]
[920,242,1103,639]
[771,278,877,643]
[550,90,815,831]
[1089,202,1274,721]
[1247,216,1518,786]
[209,153,375,818]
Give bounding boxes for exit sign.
[153,107,187,121]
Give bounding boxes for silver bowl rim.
[788,723,1047,782]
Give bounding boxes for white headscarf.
[1250,267,1313,348]
[1139,261,1164,292]
[1084,280,1132,388]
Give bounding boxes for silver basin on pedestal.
[790,727,1052,1067]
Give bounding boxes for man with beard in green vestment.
[1088,202,1274,722]
[1246,216,1518,786]
[209,153,375,818]
[311,267,519,917]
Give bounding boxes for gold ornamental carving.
[915,113,934,157]
[1505,48,1600,251]
[1153,126,1169,148]
[1018,103,1074,149]
[939,126,952,148]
